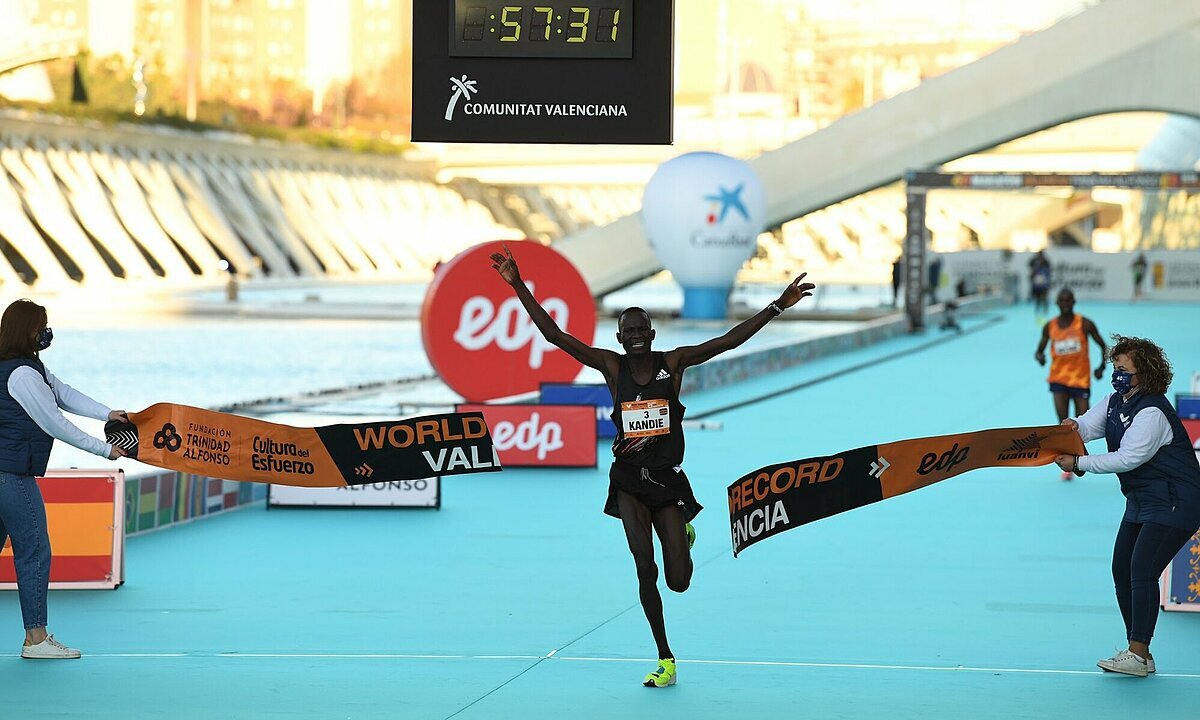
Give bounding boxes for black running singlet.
[610,352,685,469]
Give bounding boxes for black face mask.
[36,327,53,351]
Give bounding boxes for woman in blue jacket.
[1055,335,1200,677]
[0,300,127,659]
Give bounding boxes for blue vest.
[1105,391,1200,529]
[0,357,54,476]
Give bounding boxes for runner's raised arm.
[491,246,619,377]
[667,274,815,372]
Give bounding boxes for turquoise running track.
[2,302,1198,719]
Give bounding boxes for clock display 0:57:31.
[451,0,633,59]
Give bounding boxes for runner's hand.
[1093,366,1104,380]
[490,246,521,285]
[1034,352,1046,366]
[777,273,816,309]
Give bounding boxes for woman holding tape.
[491,246,814,687]
[0,299,127,660]
[1054,335,1200,677]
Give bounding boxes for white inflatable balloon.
[641,152,767,318]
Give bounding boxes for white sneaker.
[1097,649,1148,677]
[20,635,82,660]
[1147,656,1156,674]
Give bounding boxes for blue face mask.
[1111,369,1135,395]
[36,327,53,351]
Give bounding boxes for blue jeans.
[0,471,51,629]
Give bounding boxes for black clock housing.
[412,0,673,144]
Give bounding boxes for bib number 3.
[621,399,670,438]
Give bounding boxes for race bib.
[620,399,671,438]
[1053,337,1082,355]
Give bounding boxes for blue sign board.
[540,383,616,438]
[1176,394,1200,420]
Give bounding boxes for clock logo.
[445,75,479,121]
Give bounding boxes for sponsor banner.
[456,403,597,468]
[422,240,596,402]
[1177,395,1200,420]
[1161,529,1200,611]
[904,189,929,329]
[0,470,124,590]
[540,383,617,438]
[1162,416,1200,611]
[269,478,440,508]
[123,471,268,536]
[941,249,1200,303]
[727,425,1085,557]
[1185,419,1200,450]
[106,404,500,488]
[909,171,1200,190]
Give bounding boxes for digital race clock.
[452,1,633,59]
[412,0,673,144]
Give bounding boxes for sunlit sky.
[66,0,1098,92]
[787,0,1095,29]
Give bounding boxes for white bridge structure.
[558,0,1200,294]
[0,26,81,78]
[0,115,520,289]
[1,0,1197,294]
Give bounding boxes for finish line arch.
[901,170,1200,330]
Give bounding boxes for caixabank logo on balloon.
[421,240,596,403]
[692,183,755,248]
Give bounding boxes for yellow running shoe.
[685,523,696,550]
[643,657,677,687]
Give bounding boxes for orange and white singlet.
[1047,315,1091,389]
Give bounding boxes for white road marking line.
[9,652,1199,678]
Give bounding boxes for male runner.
[1035,287,1107,479]
[490,246,814,687]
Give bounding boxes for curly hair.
[1109,335,1173,395]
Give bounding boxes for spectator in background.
[1131,253,1148,303]
[1002,249,1020,304]
[938,299,962,333]
[927,253,943,305]
[1029,250,1052,316]
[891,255,903,308]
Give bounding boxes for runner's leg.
[617,490,673,660]
[1053,392,1071,423]
[653,504,693,594]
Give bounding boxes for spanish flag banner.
[728,425,1084,556]
[1,471,123,588]
[106,403,500,488]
